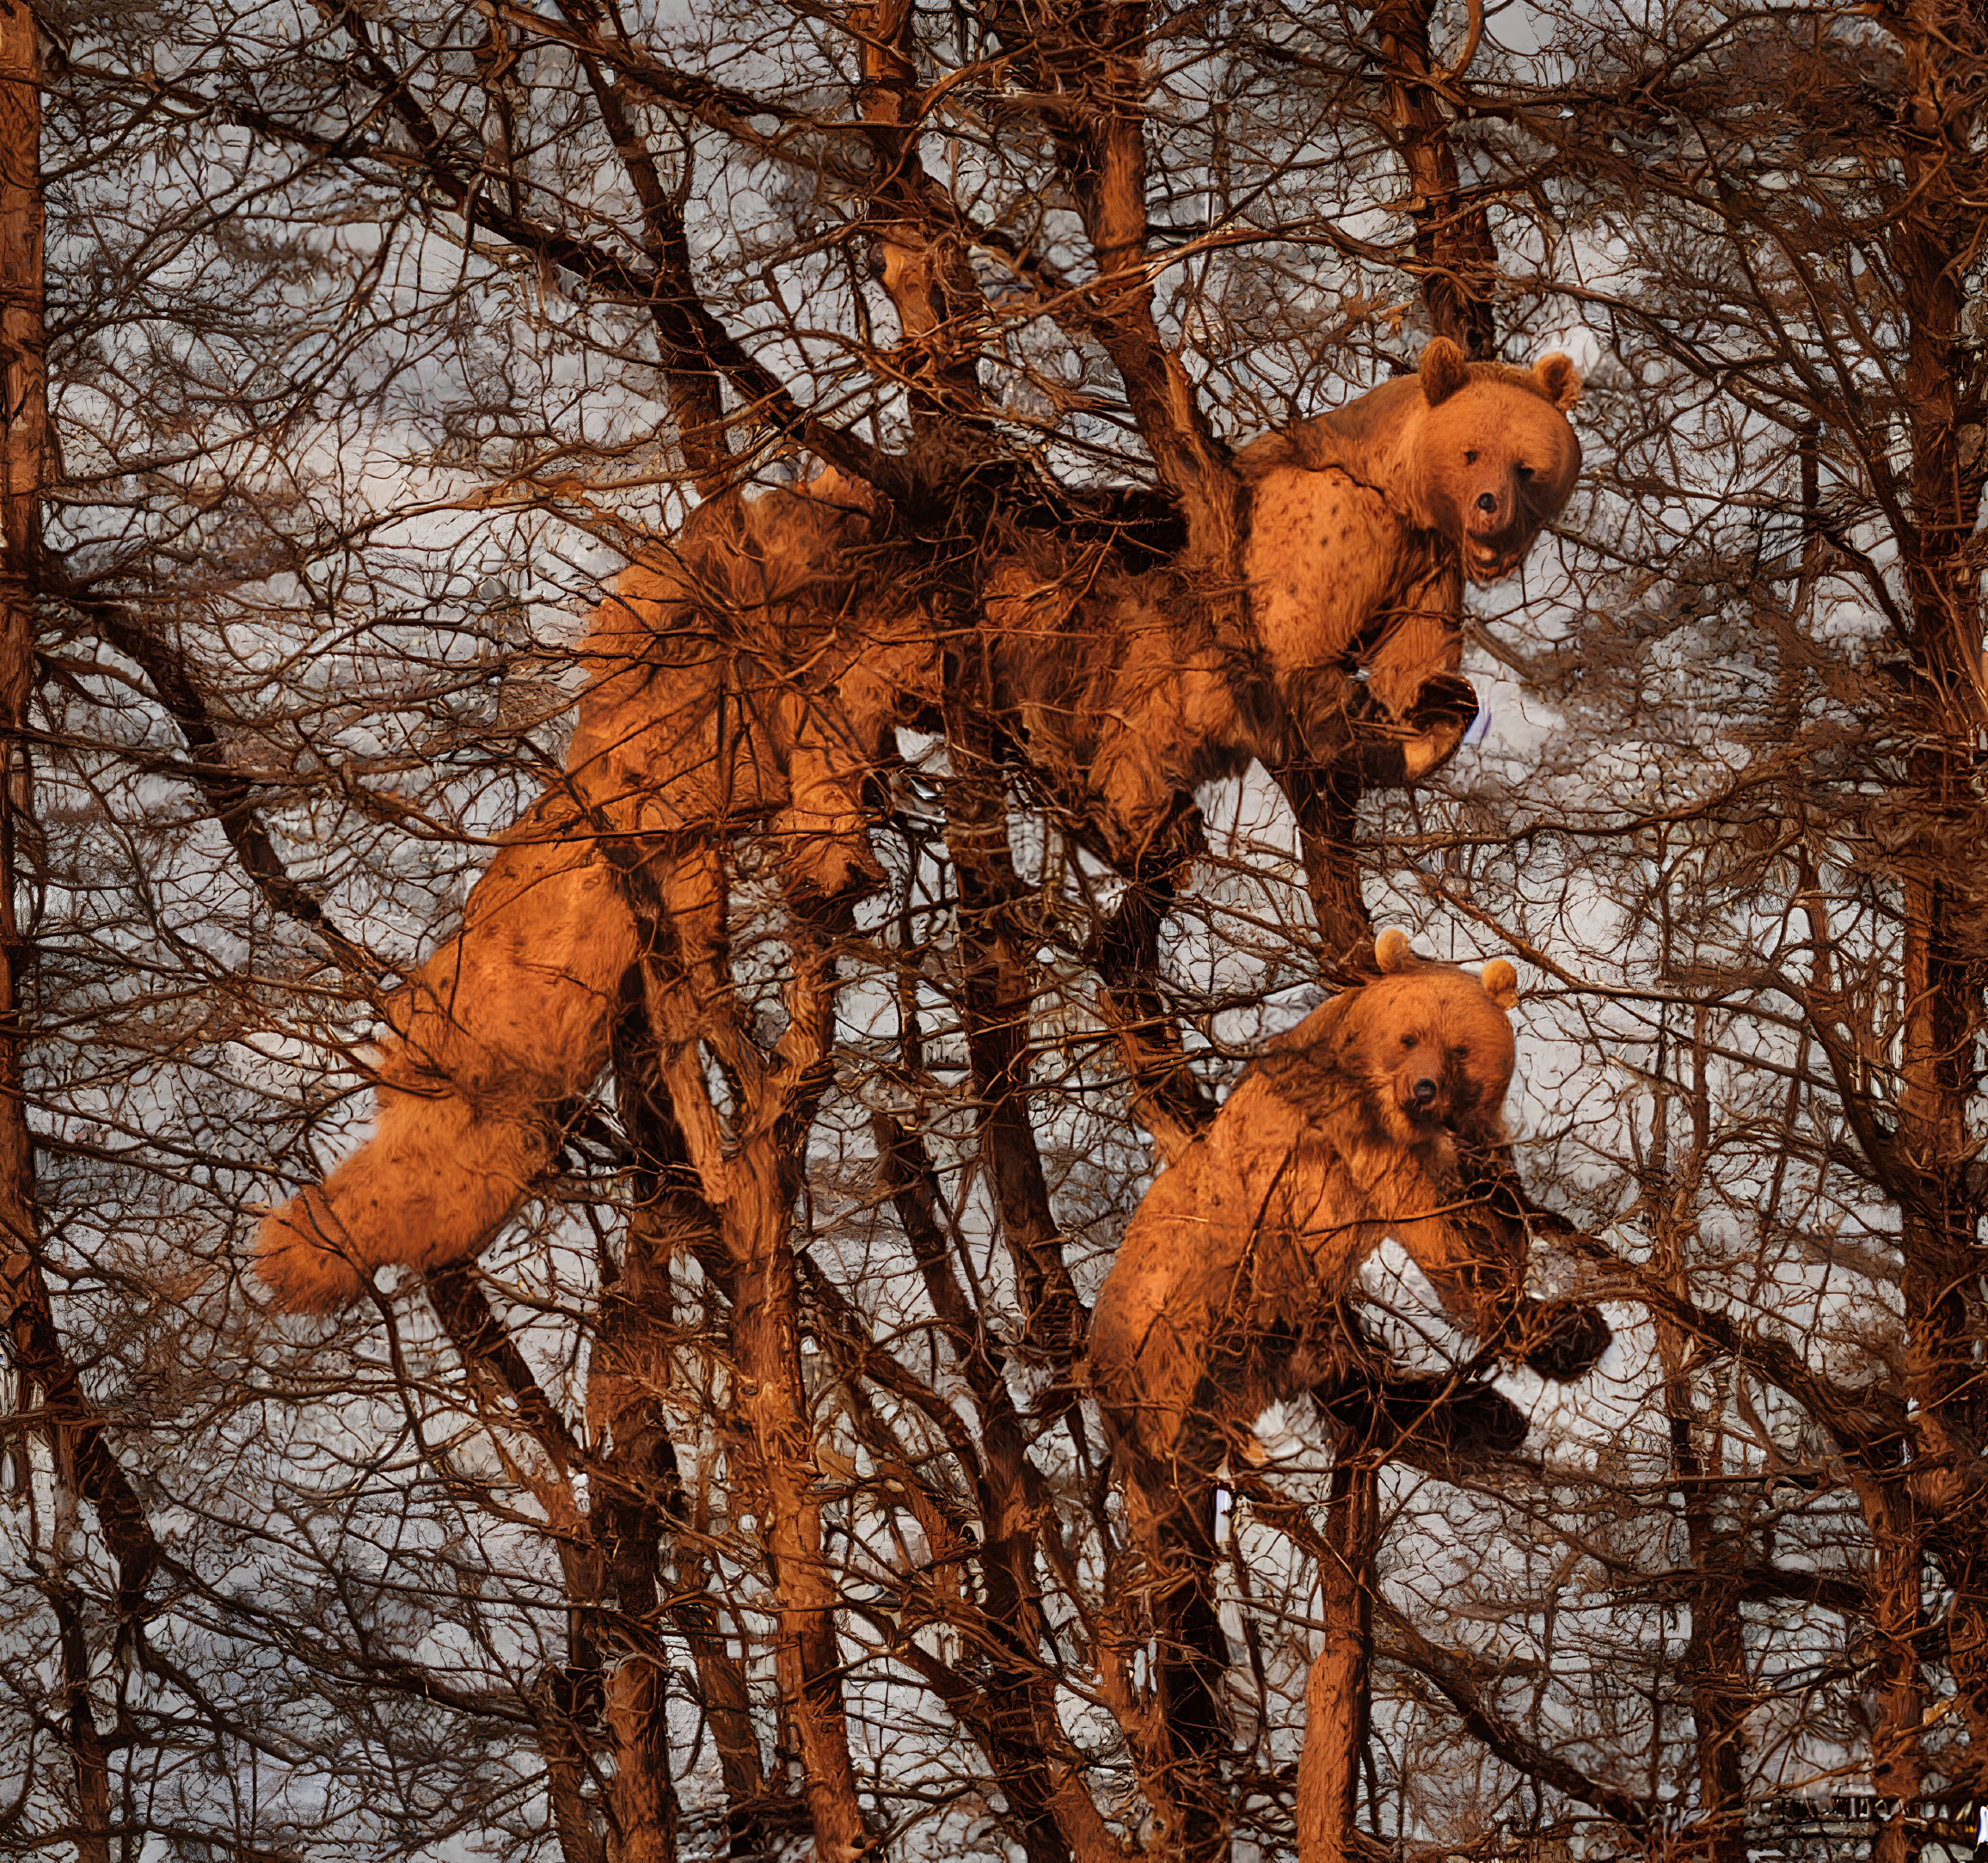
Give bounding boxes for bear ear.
[1534,352,1581,410]
[1374,927,1414,972]
[1479,959,1519,1011]
[1419,338,1471,407]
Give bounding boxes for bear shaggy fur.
[1229,338,1580,793]
[1083,931,1611,1833]
[975,340,1581,870]
[1087,928,1611,1523]
[254,470,937,1312]
[253,346,1581,1311]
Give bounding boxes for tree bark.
[979,0,1242,558]
[1366,0,1499,358]
[850,0,989,432]
[1868,7,1988,1835]
[655,913,868,1863]
[940,726,1087,1352]
[0,15,145,1856]
[606,1019,768,1853]
[1296,1461,1378,1863]
[873,1114,1120,1863]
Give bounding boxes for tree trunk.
[0,16,127,1859]
[727,1149,868,1862]
[1366,0,1499,358]
[941,725,1087,1351]
[1874,9,1988,1833]
[1297,1462,1378,1863]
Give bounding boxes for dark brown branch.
[1366,0,1500,356]
[58,580,373,971]
[1377,1603,1652,1831]
[977,0,1241,547]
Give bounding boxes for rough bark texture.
[0,15,152,1856]
[850,0,989,432]
[1866,2,1987,1836]
[941,723,1089,1353]
[1367,0,1499,358]
[1296,1462,1377,1863]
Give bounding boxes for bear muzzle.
[1463,506,1531,581]
[1396,1071,1470,1136]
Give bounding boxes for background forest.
[1,0,1985,1858]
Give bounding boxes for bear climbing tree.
[235,11,1616,1861]
[1087,930,1611,1860]
[255,347,1581,1310]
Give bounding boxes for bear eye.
[1464,450,1479,464]
[1401,1033,1420,1049]
[1514,463,1535,481]
[1454,1045,1470,1060]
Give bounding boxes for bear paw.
[1319,1370,1530,1460]
[1520,1300,1612,1382]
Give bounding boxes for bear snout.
[1410,1076,1439,1106]
[1463,477,1516,529]
[1459,490,1531,580]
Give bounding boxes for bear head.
[1406,338,1581,584]
[1329,927,1519,1147]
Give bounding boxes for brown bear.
[973,339,1582,878]
[1236,339,1581,792]
[254,347,1582,1310]
[1088,926,1609,1504]
[253,469,941,1312]
[1083,930,1609,1854]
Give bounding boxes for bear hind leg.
[255,1076,560,1312]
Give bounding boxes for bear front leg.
[770,691,890,909]
[255,818,640,1312]
[1382,1150,1612,1382]
[1514,1299,1613,1382]
[1083,813,1219,1160]
[1316,1364,1531,1462]
[1355,670,1479,787]
[1272,761,1374,971]
[1457,1137,1613,1381]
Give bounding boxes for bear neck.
[1273,381,1446,538]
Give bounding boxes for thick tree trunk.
[666,922,868,1863]
[727,1150,867,1861]
[1870,7,1988,1829]
[0,17,144,1859]
[979,0,1242,561]
[941,726,1087,1351]
[1296,1462,1378,1863]
[1366,0,1499,358]
[850,0,988,432]
[605,1041,768,1854]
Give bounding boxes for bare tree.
[3,0,1985,1859]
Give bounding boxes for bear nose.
[1411,1077,1439,1106]
[1476,492,1498,512]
